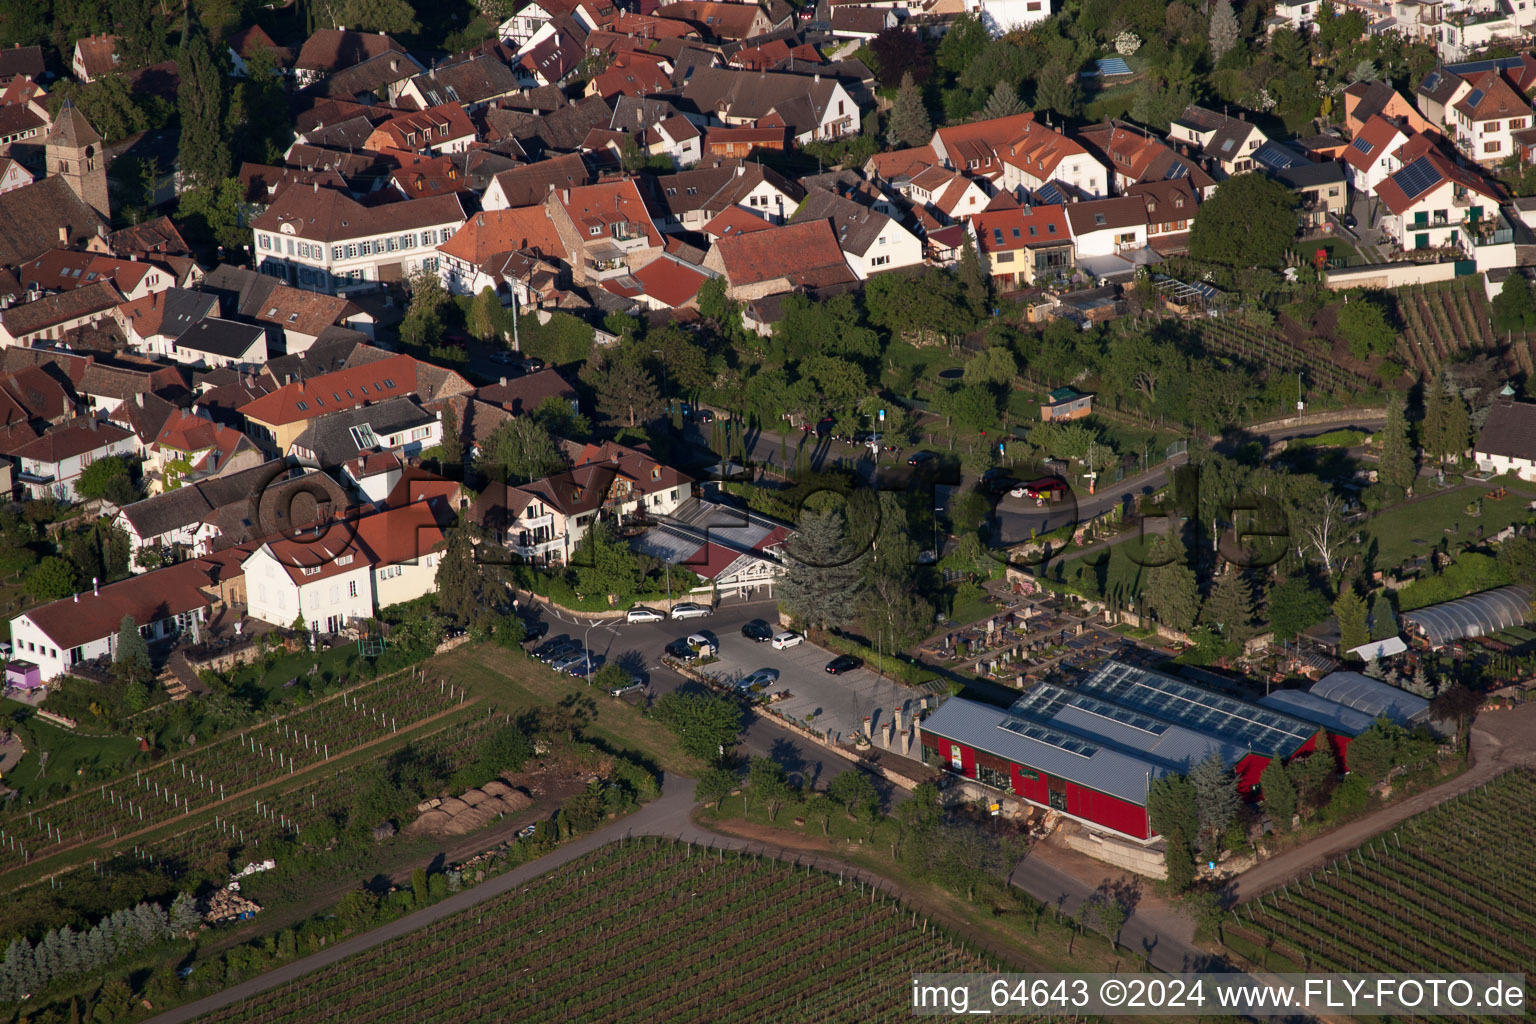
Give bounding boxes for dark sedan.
[825,654,862,675]
[741,619,774,642]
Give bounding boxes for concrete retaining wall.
[1323,261,1460,291]
[1064,831,1168,880]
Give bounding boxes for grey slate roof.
[1309,671,1433,727]
[789,187,892,257]
[289,396,435,467]
[175,317,266,360]
[920,696,1170,805]
[1476,399,1536,461]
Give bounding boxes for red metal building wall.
[1064,783,1152,840]
[1234,753,1271,795]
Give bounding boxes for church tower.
[45,99,110,224]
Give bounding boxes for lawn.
[435,644,704,776]
[1306,235,1364,268]
[1,709,141,803]
[1045,534,1154,604]
[1364,485,1536,571]
[221,643,364,710]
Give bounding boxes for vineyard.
[191,838,1024,1024]
[0,673,471,874]
[1193,316,1374,396]
[1225,769,1536,1023]
[1393,278,1510,377]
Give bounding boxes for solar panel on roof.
[1350,136,1374,155]
[1165,163,1189,180]
[998,717,1098,758]
[1422,71,1441,92]
[1393,155,1440,199]
[1465,88,1485,109]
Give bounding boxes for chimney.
[500,376,507,385]
[58,226,67,245]
[562,188,570,202]
[93,577,99,596]
[814,73,819,83]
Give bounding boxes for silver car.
[670,602,711,620]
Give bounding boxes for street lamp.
[582,620,599,684]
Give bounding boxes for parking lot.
[692,629,924,744]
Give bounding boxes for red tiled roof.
[1343,114,1406,172]
[1453,70,1530,122]
[970,203,1071,254]
[21,556,238,650]
[12,419,132,463]
[1375,147,1502,215]
[250,186,464,244]
[438,207,567,267]
[155,409,245,456]
[702,205,773,239]
[558,179,664,247]
[714,219,848,286]
[238,352,423,426]
[632,256,708,307]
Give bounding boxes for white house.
[498,0,600,46]
[1168,105,1269,176]
[964,0,1053,36]
[1064,196,1150,270]
[905,166,989,225]
[341,451,404,506]
[1374,143,1505,251]
[933,113,1108,198]
[13,420,136,500]
[168,317,269,371]
[1341,115,1411,193]
[6,556,237,682]
[1475,399,1536,479]
[251,188,465,295]
[1448,68,1533,166]
[243,499,450,631]
[789,188,923,278]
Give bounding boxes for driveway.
[696,630,926,746]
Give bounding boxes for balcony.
[1465,209,1514,247]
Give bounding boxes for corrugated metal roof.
[1258,689,1377,737]
[1009,682,1251,773]
[1074,661,1318,757]
[920,696,1169,805]
[1400,585,1531,646]
[1310,671,1431,727]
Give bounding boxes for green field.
[189,838,1006,1024]
[438,644,702,776]
[0,711,141,802]
[1365,486,1535,571]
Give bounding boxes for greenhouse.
[1400,586,1532,648]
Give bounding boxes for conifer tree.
[1377,394,1417,491]
[888,72,932,148]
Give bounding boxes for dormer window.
[301,566,321,576]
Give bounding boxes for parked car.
[564,654,603,677]
[664,638,699,662]
[490,350,518,364]
[517,823,537,839]
[535,638,578,662]
[625,607,666,623]
[548,650,591,672]
[609,679,645,697]
[741,620,774,642]
[737,668,780,691]
[906,450,938,467]
[518,616,549,643]
[770,631,803,650]
[519,357,545,372]
[670,602,711,620]
[685,633,717,656]
[825,654,862,675]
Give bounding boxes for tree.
[1146,774,1198,842]
[1259,756,1297,829]
[1033,60,1082,119]
[1368,591,1397,641]
[320,0,421,32]
[1208,0,1239,61]
[747,756,792,822]
[437,403,463,472]
[469,286,500,342]
[651,691,744,764]
[827,769,880,819]
[888,72,932,149]
[1422,373,1470,465]
[693,767,737,809]
[981,79,1024,120]
[1491,272,1536,333]
[177,33,231,191]
[1188,173,1297,268]
[26,556,78,601]
[588,350,662,428]
[570,523,642,601]
[411,867,428,906]
[434,527,495,630]
[113,0,166,70]
[1377,395,1417,492]
[1333,586,1369,654]
[1097,896,1127,950]
[1143,535,1200,632]
[957,236,991,319]
[1201,570,1257,645]
[1286,744,1337,812]
[869,28,931,87]
[1338,294,1397,359]
[337,888,378,929]
[1430,683,1481,759]
[779,508,865,632]
[1189,754,1239,860]
[962,346,1017,388]
[76,456,138,504]
[476,415,563,485]
[534,394,590,442]
[1346,718,1404,785]
[1268,574,1332,641]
